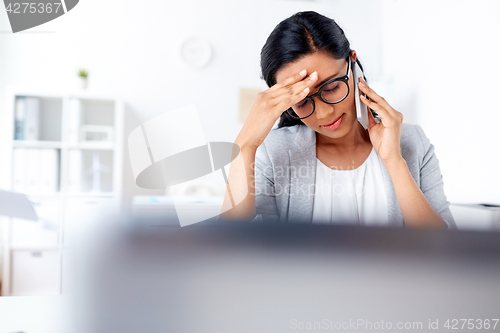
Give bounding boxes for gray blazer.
[253,123,457,229]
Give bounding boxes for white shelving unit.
[1,87,124,296]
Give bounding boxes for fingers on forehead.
[280,71,305,86]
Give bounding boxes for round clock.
[180,37,212,69]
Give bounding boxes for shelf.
[9,245,60,252]
[19,192,117,198]
[13,96,63,141]
[67,142,115,150]
[12,140,115,150]
[3,88,124,297]
[21,193,62,198]
[6,87,118,101]
[66,92,120,101]
[63,192,117,198]
[13,140,62,149]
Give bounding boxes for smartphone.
[352,60,381,129]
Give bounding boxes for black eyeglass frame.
[287,57,352,120]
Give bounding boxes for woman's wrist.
[235,135,259,153]
[382,155,407,175]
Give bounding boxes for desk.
[132,195,224,226]
[0,296,69,333]
[450,203,500,231]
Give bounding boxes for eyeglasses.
[287,57,351,120]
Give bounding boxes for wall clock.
[180,37,212,69]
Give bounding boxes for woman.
[220,11,455,229]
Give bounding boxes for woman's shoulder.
[267,124,303,139]
[262,124,312,150]
[400,123,433,160]
[256,124,313,164]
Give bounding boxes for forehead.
[275,51,346,84]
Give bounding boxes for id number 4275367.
[444,319,498,330]
[6,2,62,14]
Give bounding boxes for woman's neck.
[316,121,371,153]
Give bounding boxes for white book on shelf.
[38,149,59,194]
[14,97,25,140]
[25,149,40,194]
[67,149,82,193]
[13,148,27,193]
[68,98,82,143]
[24,97,40,141]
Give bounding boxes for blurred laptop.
[71,216,500,333]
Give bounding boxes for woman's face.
[275,50,359,140]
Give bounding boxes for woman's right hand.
[220,69,318,221]
[236,69,319,150]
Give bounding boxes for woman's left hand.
[358,76,404,165]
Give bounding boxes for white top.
[311,147,389,226]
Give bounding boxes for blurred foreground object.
[72,217,500,333]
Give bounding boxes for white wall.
[0,0,498,208]
[0,0,385,208]
[382,0,500,204]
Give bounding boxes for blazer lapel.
[287,125,317,223]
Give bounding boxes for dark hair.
[260,11,364,128]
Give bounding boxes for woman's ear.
[350,50,357,62]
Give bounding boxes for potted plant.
[78,68,89,90]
